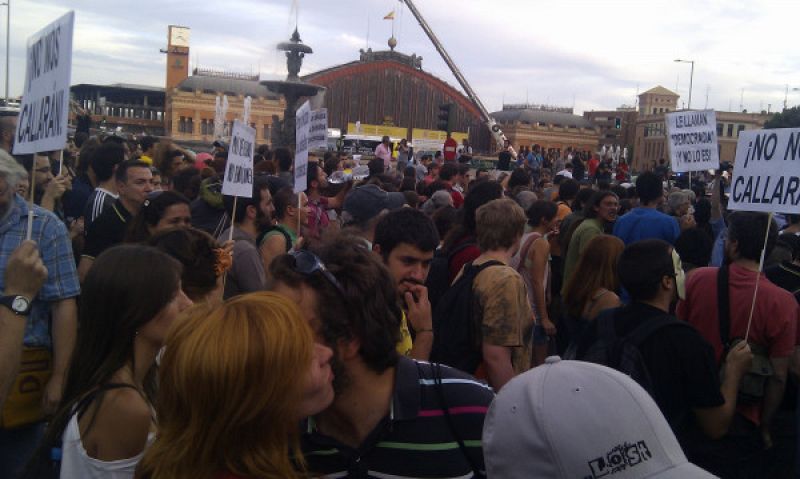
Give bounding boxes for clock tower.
[163,25,190,90]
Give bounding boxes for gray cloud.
[6,0,799,115]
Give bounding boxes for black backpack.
[566,309,694,395]
[426,240,477,311]
[430,260,503,375]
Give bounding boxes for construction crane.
[401,0,516,158]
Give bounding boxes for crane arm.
[401,0,515,158]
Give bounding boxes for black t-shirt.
[83,199,132,259]
[574,302,724,438]
[766,261,800,303]
[497,151,512,171]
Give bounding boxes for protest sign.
[308,108,328,150]
[728,128,800,215]
[295,100,311,194]
[14,11,74,155]
[221,120,256,198]
[665,110,719,173]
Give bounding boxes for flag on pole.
[383,11,395,20]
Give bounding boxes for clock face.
[11,296,28,313]
[170,27,190,48]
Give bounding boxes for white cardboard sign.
[665,109,720,173]
[294,100,311,194]
[308,108,328,150]
[14,11,74,154]
[221,120,256,198]
[728,128,800,214]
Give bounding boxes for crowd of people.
[0,118,798,478]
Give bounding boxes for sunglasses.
[290,250,346,295]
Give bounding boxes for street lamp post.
[674,59,695,110]
[785,85,800,111]
[1,1,8,105]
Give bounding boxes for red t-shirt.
[677,263,799,424]
[588,158,600,177]
[448,235,481,284]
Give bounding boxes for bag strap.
[433,363,481,476]
[76,383,142,421]
[516,233,541,273]
[466,260,505,277]
[717,264,732,349]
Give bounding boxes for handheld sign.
[14,11,74,155]
[308,108,328,150]
[728,128,800,214]
[665,110,719,173]
[221,120,256,198]
[295,100,311,194]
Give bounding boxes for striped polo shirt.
[301,356,495,478]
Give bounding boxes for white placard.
[665,110,720,173]
[308,108,328,150]
[294,100,311,194]
[728,128,800,214]
[221,120,256,198]
[14,11,74,155]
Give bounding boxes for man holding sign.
[0,11,78,474]
[219,120,274,299]
[0,151,79,474]
[677,126,800,477]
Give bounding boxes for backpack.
[426,240,477,311]
[430,260,503,375]
[565,309,694,395]
[256,225,292,253]
[716,265,774,404]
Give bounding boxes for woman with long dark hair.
[125,191,191,243]
[27,245,193,478]
[562,234,624,338]
[441,180,504,283]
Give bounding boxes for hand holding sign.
[14,12,74,156]
[222,120,256,242]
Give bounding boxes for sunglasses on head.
[289,250,345,295]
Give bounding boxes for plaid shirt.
[0,194,80,348]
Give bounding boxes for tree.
[764,107,800,129]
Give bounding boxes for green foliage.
[764,107,800,129]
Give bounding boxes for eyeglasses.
[290,250,346,295]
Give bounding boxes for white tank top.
[59,412,154,479]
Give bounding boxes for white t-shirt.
[60,412,154,479]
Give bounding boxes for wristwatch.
[0,295,32,315]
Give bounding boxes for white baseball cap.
[483,357,716,479]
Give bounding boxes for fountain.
[262,28,325,148]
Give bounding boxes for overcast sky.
[7,0,800,115]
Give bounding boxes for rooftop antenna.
[740,88,744,112]
[635,83,640,109]
[704,85,709,109]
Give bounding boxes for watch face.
[11,296,29,313]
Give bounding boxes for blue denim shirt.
[0,194,80,348]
